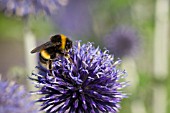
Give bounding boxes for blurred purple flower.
[0,81,38,113]
[0,0,69,17]
[52,0,93,38]
[31,41,127,113]
[103,26,140,58]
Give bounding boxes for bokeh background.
[0,0,169,113]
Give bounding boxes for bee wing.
[31,41,53,53]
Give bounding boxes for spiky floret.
[31,41,127,113]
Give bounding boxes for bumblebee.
[31,34,72,72]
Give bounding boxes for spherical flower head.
[0,0,69,17]
[31,41,127,113]
[103,25,140,58]
[0,81,38,113]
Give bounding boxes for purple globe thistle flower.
[103,26,140,58]
[31,41,127,113]
[0,0,69,17]
[0,81,38,113]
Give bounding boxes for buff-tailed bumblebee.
[31,34,72,72]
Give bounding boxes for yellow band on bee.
[60,34,66,50]
[41,50,50,59]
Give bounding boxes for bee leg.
[47,60,53,76]
[65,54,73,63]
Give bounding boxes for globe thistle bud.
[103,26,140,58]
[31,41,127,113]
[0,81,38,113]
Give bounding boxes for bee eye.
[50,35,61,44]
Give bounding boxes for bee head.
[65,38,73,50]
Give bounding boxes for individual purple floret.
[0,81,38,113]
[31,41,127,113]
